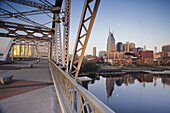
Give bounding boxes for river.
[87,73,170,113]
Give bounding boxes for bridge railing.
[49,60,114,113]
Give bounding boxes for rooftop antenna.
[109,27,111,37]
[144,45,146,50]
[154,46,157,54]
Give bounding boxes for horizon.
[0,0,170,56]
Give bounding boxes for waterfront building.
[129,43,135,51]
[117,42,123,52]
[124,52,136,64]
[123,42,129,52]
[107,30,116,57]
[162,44,170,58]
[162,44,170,65]
[137,47,143,52]
[99,51,107,58]
[154,52,162,59]
[108,51,124,60]
[107,51,125,64]
[131,48,138,56]
[153,52,162,66]
[93,47,96,56]
[138,50,153,65]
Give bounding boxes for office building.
[93,47,96,56]
[107,30,116,57]
[162,44,170,58]
[123,42,129,52]
[137,47,143,52]
[99,51,107,58]
[129,43,135,51]
[138,50,153,65]
[162,44,170,65]
[108,51,124,59]
[117,42,123,52]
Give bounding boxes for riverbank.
[79,65,170,77]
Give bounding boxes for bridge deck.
[0,59,61,113]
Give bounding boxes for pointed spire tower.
[107,28,116,58]
[109,27,111,38]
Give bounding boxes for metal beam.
[69,0,100,80]
[55,21,62,64]
[0,20,52,32]
[0,33,49,41]
[0,20,53,41]
[4,0,52,10]
[52,0,63,28]
[39,0,53,6]
[50,0,63,64]
[62,0,71,68]
[0,9,51,19]
[0,8,48,28]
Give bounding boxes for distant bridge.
[0,0,114,112]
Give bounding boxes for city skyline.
[70,0,170,56]
[0,0,170,56]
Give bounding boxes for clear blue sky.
[0,0,170,56]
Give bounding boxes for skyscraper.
[123,42,129,52]
[137,47,143,52]
[99,51,107,58]
[93,47,96,56]
[129,43,135,51]
[107,29,116,57]
[117,42,123,52]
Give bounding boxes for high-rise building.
[123,42,129,52]
[107,29,116,57]
[93,47,96,56]
[162,44,170,65]
[162,44,170,57]
[99,51,107,58]
[117,42,123,52]
[137,47,143,52]
[129,43,135,51]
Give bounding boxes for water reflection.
[88,74,170,113]
[105,74,170,100]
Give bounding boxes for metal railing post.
[77,91,81,113]
[49,59,115,113]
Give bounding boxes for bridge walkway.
[0,59,61,113]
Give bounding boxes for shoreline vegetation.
[80,62,170,76]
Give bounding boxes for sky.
[0,0,170,56]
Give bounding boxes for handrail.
[49,59,115,113]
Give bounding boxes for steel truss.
[50,0,63,64]
[4,0,52,10]
[0,20,53,41]
[69,0,100,80]
[62,0,71,68]
[54,22,62,64]
[0,7,47,28]
[0,9,51,19]
[0,0,100,80]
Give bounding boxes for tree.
[82,62,98,73]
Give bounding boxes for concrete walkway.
[0,59,61,113]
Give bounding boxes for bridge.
[0,0,114,113]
